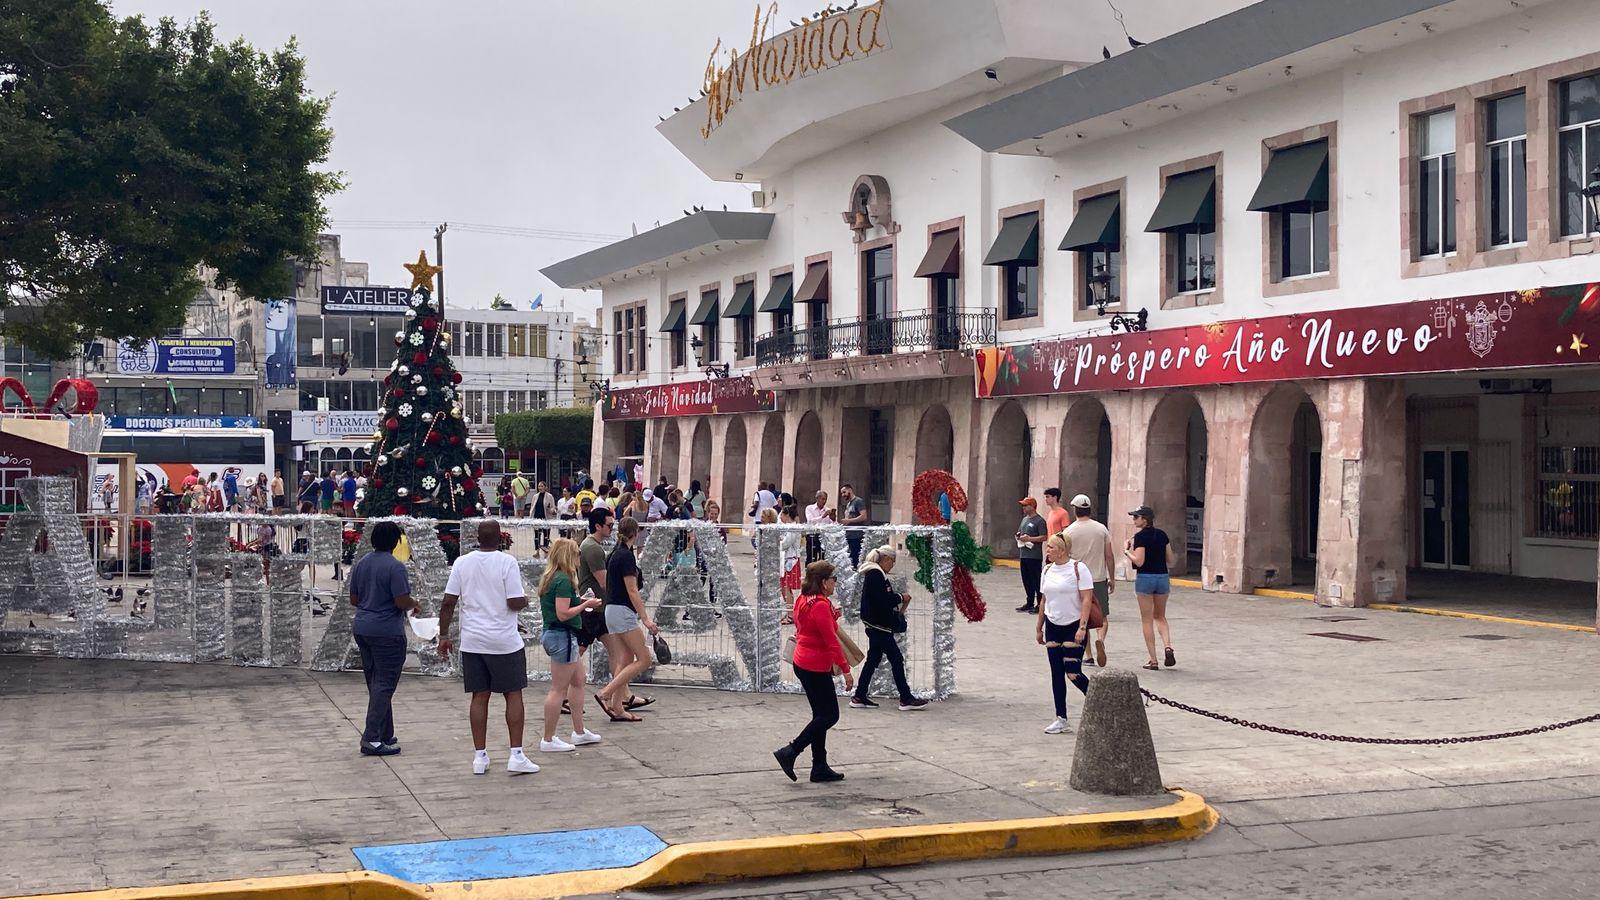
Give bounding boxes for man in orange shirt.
[1043,488,1072,538]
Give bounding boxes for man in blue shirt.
[320,471,337,513]
[340,471,358,516]
[350,521,416,756]
[222,469,239,510]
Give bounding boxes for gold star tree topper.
[404,250,444,292]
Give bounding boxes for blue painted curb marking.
[353,825,667,883]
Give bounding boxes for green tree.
[0,1,341,358]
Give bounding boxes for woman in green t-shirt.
[538,538,604,752]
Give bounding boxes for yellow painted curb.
[1369,603,1597,634]
[18,792,1216,900]
[1170,578,1313,601]
[992,557,1020,569]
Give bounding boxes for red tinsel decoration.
[384,418,399,430]
[912,469,968,525]
[952,568,985,623]
[412,351,427,365]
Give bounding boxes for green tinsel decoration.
[906,521,991,592]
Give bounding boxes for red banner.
[976,282,1600,398]
[603,376,779,420]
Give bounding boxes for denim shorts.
[540,627,580,664]
[1134,573,1171,596]
[604,603,640,635]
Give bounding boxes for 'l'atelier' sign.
[604,376,778,420]
[976,282,1600,397]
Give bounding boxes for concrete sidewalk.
[3,566,1599,896]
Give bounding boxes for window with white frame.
[1558,72,1600,238]
[531,324,549,358]
[1532,405,1600,541]
[1485,92,1527,247]
[1416,109,1456,257]
[532,390,548,409]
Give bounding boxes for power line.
[328,219,623,244]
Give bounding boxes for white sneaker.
[570,729,602,746]
[1044,716,1070,735]
[507,752,540,774]
[472,753,490,775]
[539,736,577,753]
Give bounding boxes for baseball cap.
[1070,494,1092,509]
[1018,496,1038,507]
[1128,505,1155,520]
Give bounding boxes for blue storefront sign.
[116,337,237,375]
[108,415,260,431]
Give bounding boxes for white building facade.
[548,0,1600,614]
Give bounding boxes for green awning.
[1247,139,1329,211]
[795,261,830,303]
[757,273,793,313]
[1145,168,1216,233]
[983,211,1039,266]
[722,280,755,318]
[690,291,720,325]
[914,230,961,277]
[1058,194,1121,251]
[659,299,686,333]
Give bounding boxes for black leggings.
[1045,619,1089,718]
[855,628,912,703]
[791,664,840,768]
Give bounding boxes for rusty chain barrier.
[1140,688,1600,745]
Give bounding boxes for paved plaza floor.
[3,560,1599,896]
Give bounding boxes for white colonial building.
[547,0,1600,617]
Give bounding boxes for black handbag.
[653,635,672,664]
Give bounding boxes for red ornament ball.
[423,317,438,331]
[461,505,477,517]
[412,351,427,365]
[449,435,463,446]
[414,457,427,468]
[461,477,477,491]
[450,372,462,384]
[385,418,399,431]
[393,387,405,398]
[372,477,384,489]
[472,467,483,478]
[394,504,409,516]
[426,431,442,445]
[382,375,391,386]
[431,366,444,377]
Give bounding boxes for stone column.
[1103,391,1146,577]
[1315,378,1408,607]
[1207,384,1269,594]
[590,404,610,478]
[889,406,922,526]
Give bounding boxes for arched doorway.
[1143,392,1207,575]
[689,418,712,493]
[1060,397,1112,519]
[758,414,784,491]
[913,404,954,475]
[1244,385,1323,590]
[720,417,747,523]
[984,401,1031,553]
[793,411,823,502]
[657,420,680,487]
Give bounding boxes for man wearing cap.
[1014,497,1048,613]
[1065,494,1115,666]
[1042,488,1072,538]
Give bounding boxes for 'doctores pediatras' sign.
[976,282,1600,398]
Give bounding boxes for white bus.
[96,427,276,511]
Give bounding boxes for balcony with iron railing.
[754,308,995,370]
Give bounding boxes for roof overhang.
[655,0,1140,182]
[540,211,774,290]
[943,0,1558,156]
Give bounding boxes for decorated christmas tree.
[357,251,485,521]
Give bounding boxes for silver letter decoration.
[0,484,958,700]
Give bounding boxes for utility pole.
[433,222,448,317]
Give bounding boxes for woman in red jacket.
[774,561,855,783]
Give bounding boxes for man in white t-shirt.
[437,520,538,776]
[751,482,778,520]
[1064,494,1116,669]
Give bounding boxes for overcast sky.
[112,0,758,321]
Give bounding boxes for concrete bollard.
[1069,668,1165,796]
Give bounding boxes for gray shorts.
[604,603,640,635]
[541,627,580,664]
[1092,581,1110,617]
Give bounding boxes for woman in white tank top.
[1035,532,1095,735]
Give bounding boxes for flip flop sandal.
[1164,647,1177,668]
[1142,662,1160,671]
[1094,639,1107,668]
[625,695,656,710]
[561,700,571,715]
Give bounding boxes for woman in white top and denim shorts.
[1034,532,1095,734]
